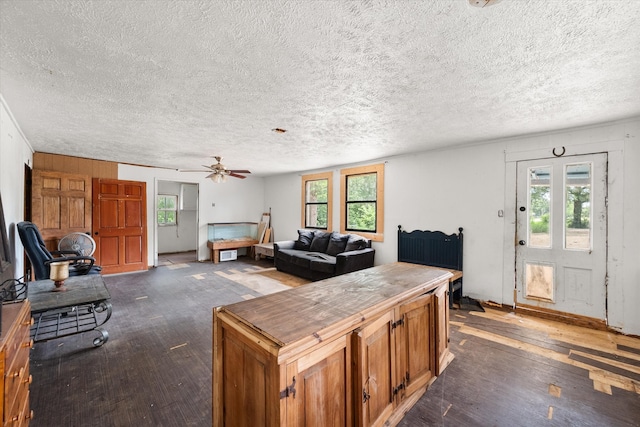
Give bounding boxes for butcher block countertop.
[216,262,452,362]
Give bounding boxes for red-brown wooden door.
[92,179,147,274]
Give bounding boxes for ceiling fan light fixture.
[212,173,224,183]
[186,155,250,182]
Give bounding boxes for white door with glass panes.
[515,153,607,320]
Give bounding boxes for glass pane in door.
[565,163,592,250]
[528,167,551,248]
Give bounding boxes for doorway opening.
[156,181,199,266]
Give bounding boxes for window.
[340,163,384,241]
[301,172,332,230]
[564,162,592,250]
[157,194,177,226]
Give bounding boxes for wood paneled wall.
[33,153,118,179]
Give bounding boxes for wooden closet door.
[31,170,92,251]
[92,178,147,274]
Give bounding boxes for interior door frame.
[153,178,200,267]
[92,178,148,275]
[514,153,608,320]
[502,141,624,328]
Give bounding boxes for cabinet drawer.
[5,390,31,427]
[4,312,31,371]
[4,361,30,425]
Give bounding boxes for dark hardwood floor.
[398,309,640,427]
[28,258,640,426]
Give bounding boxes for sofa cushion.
[345,234,369,251]
[276,248,294,263]
[309,231,331,253]
[326,233,350,256]
[288,251,336,270]
[310,255,337,274]
[294,229,314,250]
[292,253,311,268]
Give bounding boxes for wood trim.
[340,163,384,242]
[483,301,618,332]
[296,335,348,372]
[33,152,117,179]
[300,171,333,231]
[514,303,607,330]
[212,308,223,427]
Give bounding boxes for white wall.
[118,164,265,265]
[0,95,33,281]
[265,118,640,335]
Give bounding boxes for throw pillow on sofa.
[326,233,350,256]
[294,229,315,250]
[309,231,331,253]
[345,234,369,251]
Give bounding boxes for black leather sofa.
[274,230,375,281]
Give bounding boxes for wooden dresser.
[213,262,453,427]
[1,301,32,426]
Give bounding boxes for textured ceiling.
[1,0,639,176]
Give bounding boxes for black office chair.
[17,221,101,281]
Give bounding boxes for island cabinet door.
[435,283,452,375]
[396,292,436,399]
[284,335,352,427]
[215,324,281,427]
[353,311,396,427]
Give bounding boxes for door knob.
[519,240,526,245]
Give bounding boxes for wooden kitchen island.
[212,262,453,427]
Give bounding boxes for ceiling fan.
[182,156,251,183]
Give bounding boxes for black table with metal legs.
[28,275,112,347]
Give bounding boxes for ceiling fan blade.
[229,173,247,179]
[228,169,251,174]
[205,172,217,179]
[180,169,210,172]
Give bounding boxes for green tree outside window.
[157,195,177,225]
[346,173,377,232]
[305,179,328,229]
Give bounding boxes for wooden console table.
[207,238,258,263]
[213,262,453,426]
[28,275,112,347]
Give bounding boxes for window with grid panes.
[301,172,332,230]
[157,194,177,226]
[340,163,384,242]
